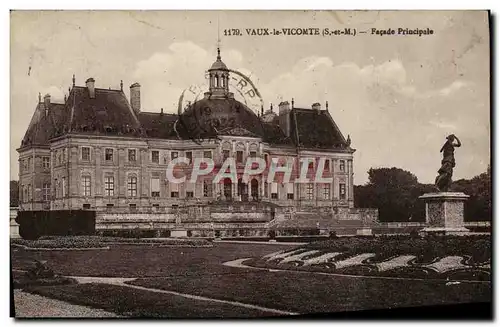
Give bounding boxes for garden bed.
[246,235,491,281]
[11,236,213,249]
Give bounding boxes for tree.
[355,168,421,222]
[354,166,492,222]
[452,165,491,221]
[10,180,19,207]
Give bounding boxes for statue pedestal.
[418,192,470,236]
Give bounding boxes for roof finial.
[270,103,273,111]
[346,134,351,146]
[217,15,221,60]
[291,98,295,108]
[261,104,264,116]
[326,100,329,111]
[120,80,123,91]
[38,92,41,103]
[64,94,67,102]
[72,74,75,87]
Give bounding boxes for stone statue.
[435,134,461,192]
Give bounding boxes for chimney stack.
[44,93,51,107]
[278,101,291,137]
[130,82,141,113]
[43,94,50,116]
[312,102,321,111]
[86,78,96,98]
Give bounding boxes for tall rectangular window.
[323,184,331,200]
[186,182,194,198]
[42,157,50,170]
[286,183,294,200]
[62,177,66,197]
[223,150,230,160]
[42,183,50,201]
[151,150,159,163]
[339,160,345,172]
[105,148,114,161]
[203,181,213,197]
[21,185,26,202]
[28,184,32,201]
[236,151,243,163]
[82,175,91,196]
[128,149,137,162]
[151,177,160,197]
[203,151,212,159]
[170,182,179,198]
[324,159,330,171]
[53,179,58,198]
[104,176,114,196]
[271,182,278,199]
[339,183,346,200]
[185,151,193,163]
[249,151,257,158]
[128,176,137,197]
[171,151,178,160]
[81,147,90,161]
[306,183,314,200]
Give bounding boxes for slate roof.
[20,102,66,148]
[290,108,349,150]
[66,86,143,137]
[20,85,351,153]
[138,112,178,139]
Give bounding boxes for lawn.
[25,283,279,318]
[127,270,491,314]
[11,241,492,317]
[11,242,294,277]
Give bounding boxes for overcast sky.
[10,10,490,184]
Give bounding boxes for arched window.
[215,75,219,87]
[222,74,226,88]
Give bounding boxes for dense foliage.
[354,166,491,222]
[10,180,19,207]
[11,235,212,249]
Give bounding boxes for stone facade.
[16,50,377,231]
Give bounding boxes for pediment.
[219,126,260,138]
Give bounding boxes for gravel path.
[13,290,118,318]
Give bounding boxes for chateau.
[17,50,377,235]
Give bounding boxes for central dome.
[178,97,264,139]
[176,48,264,140]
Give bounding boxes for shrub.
[268,230,276,239]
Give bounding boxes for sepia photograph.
[9,9,492,319]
